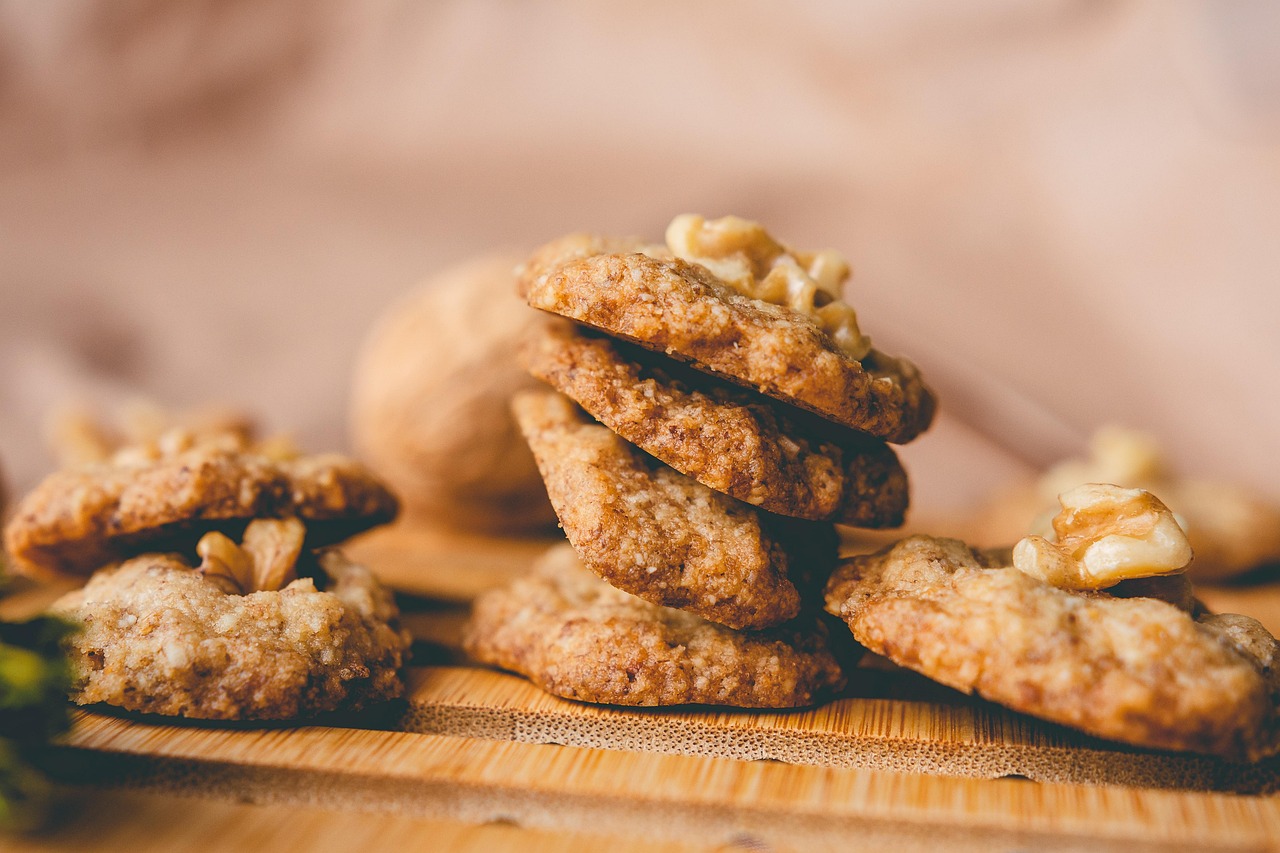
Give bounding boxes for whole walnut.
[350,254,556,533]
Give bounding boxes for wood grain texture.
[50,709,1280,853]
[399,665,1280,792]
[10,789,701,853]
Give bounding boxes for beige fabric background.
[1,0,1277,523]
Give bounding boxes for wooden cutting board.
[17,522,1280,851]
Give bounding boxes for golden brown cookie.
[512,390,837,630]
[518,225,936,443]
[824,535,1280,760]
[523,322,908,527]
[4,433,398,580]
[463,543,847,707]
[52,549,410,719]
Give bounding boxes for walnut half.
[196,518,306,594]
[1012,484,1192,590]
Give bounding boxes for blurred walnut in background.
[350,255,556,534]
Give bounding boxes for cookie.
[512,390,836,630]
[824,535,1280,759]
[463,543,847,707]
[518,223,936,443]
[4,433,399,580]
[522,322,908,527]
[51,549,410,719]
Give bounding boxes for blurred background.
[1,0,1278,522]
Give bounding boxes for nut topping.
[1013,484,1192,590]
[196,518,306,594]
[663,214,871,360]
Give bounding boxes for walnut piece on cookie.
[970,426,1280,582]
[1011,484,1193,590]
[518,216,937,444]
[463,543,847,707]
[52,549,410,720]
[512,390,838,630]
[3,430,398,580]
[522,322,908,527]
[824,535,1279,759]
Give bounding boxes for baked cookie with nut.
[463,543,847,707]
[5,427,398,581]
[513,390,837,630]
[51,519,410,719]
[518,215,936,444]
[825,485,1280,760]
[522,322,908,527]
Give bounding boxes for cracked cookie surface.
[463,543,846,707]
[824,535,1280,759]
[52,550,410,719]
[513,390,837,630]
[523,322,908,527]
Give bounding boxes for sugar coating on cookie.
[4,435,399,580]
[463,543,847,707]
[52,550,410,720]
[824,535,1279,760]
[518,224,936,443]
[513,390,839,630]
[523,322,908,527]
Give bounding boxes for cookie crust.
[5,446,399,580]
[463,543,846,707]
[824,535,1279,759]
[52,550,410,719]
[520,242,935,443]
[523,323,908,527]
[513,391,836,630]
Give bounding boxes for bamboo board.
[48,710,1280,852]
[17,521,1280,850]
[399,665,1280,792]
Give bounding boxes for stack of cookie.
[464,214,937,708]
[3,415,411,720]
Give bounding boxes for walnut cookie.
[52,540,410,720]
[512,390,837,630]
[463,543,847,708]
[518,215,937,444]
[4,429,398,581]
[522,322,908,527]
[824,534,1280,760]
